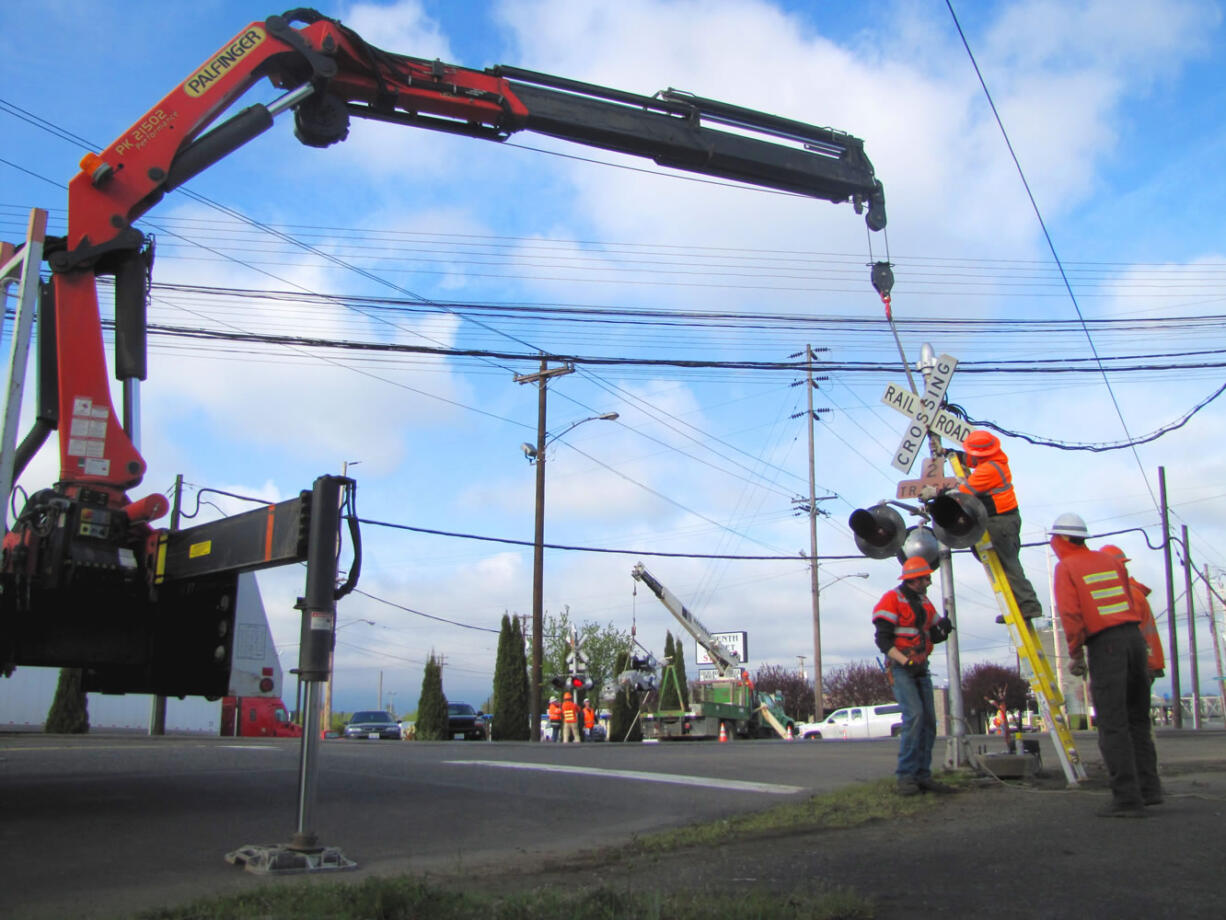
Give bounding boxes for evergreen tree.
[509,615,531,739]
[672,631,691,709]
[492,614,531,740]
[659,632,683,711]
[608,651,643,743]
[415,653,449,740]
[45,668,89,733]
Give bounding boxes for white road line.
[446,760,806,795]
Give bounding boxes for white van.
[799,703,903,740]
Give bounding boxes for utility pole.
[1202,567,1226,727]
[1182,526,1201,729]
[514,358,574,741]
[1159,467,1181,727]
[802,344,831,720]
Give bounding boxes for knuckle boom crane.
[631,562,794,740]
[1,9,885,700]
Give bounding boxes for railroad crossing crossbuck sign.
[881,353,973,473]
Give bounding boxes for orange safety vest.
[959,452,1018,514]
[583,706,596,730]
[547,701,562,723]
[1129,577,1165,672]
[872,585,937,664]
[562,700,578,724]
[1051,539,1140,656]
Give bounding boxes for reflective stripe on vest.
[1084,570,1131,616]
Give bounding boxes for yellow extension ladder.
[951,458,1087,786]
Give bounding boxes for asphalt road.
[1,728,1222,919]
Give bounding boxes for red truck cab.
[221,696,303,738]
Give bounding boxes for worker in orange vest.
[1050,513,1160,816]
[561,692,581,743]
[873,555,954,796]
[1101,545,1165,684]
[582,698,597,740]
[957,430,1043,623]
[546,695,562,742]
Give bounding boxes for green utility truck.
[631,563,798,741]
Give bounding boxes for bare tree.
[962,662,1029,731]
[823,660,893,710]
[752,664,815,721]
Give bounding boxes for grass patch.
[134,878,872,920]
[630,771,972,853]
[131,774,975,919]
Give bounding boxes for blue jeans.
[891,663,936,781]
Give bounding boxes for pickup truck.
[798,703,903,740]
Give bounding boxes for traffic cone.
[718,722,728,743]
[786,723,794,741]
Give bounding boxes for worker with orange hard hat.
[561,691,581,744]
[872,555,954,796]
[1100,545,1165,683]
[957,429,1043,623]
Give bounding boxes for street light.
[523,411,619,741]
[812,571,869,719]
[821,572,869,591]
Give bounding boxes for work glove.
[930,616,953,642]
[1070,657,1088,679]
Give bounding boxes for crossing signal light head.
[630,654,657,671]
[901,525,941,571]
[568,675,593,691]
[930,491,987,549]
[549,675,568,690]
[848,504,906,559]
[619,669,658,691]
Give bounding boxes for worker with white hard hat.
[1049,512,1160,817]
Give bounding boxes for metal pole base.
[943,735,972,770]
[225,843,357,875]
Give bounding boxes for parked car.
[447,702,486,740]
[343,710,402,740]
[799,703,903,740]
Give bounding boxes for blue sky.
[2,0,1226,719]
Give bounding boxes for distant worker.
[957,429,1044,623]
[1050,513,1161,816]
[582,698,597,740]
[561,692,581,743]
[547,695,562,742]
[873,556,955,796]
[1101,545,1165,684]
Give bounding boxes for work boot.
[1143,788,1164,806]
[896,777,921,797]
[1097,801,1147,818]
[917,777,955,794]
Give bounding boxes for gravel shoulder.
[456,756,1226,919]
